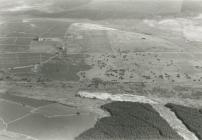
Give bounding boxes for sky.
[0,0,202,18]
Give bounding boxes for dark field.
[166,103,202,140]
[77,102,182,140]
[40,55,91,81]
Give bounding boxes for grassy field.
[1,1,202,140]
[64,23,202,87]
[1,18,202,100]
[40,55,91,81]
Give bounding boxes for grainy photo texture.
[0,0,202,140]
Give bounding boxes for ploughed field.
[0,18,94,82]
[1,2,202,140]
[76,102,183,140]
[166,104,202,140]
[1,16,202,91]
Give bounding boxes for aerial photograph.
[0,0,202,140]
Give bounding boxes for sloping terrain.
[1,19,202,100]
[76,102,183,140]
[166,103,202,140]
[78,90,200,140]
[65,23,202,92]
[67,23,182,53]
[1,1,202,140]
[152,104,199,140]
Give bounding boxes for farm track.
[78,91,201,140]
[152,104,199,140]
[3,54,59,70]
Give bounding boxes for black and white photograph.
[0,0,202,140]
